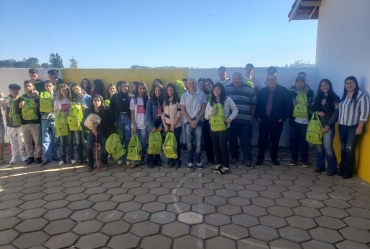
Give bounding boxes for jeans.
[257,122,283,162]
[59,134,74,163]
[185,121,203,164]
[41,119,58,161]
[229,122,252,161]
[316,125,337,173]
[338,124,358,178]
[290,121,308,161]
[132,128,147,161]
[211,129,230,167]
[73,130,85,162]
[87,132,108,169]
[115,113,131,161]
[203,120,215,163]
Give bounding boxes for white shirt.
[54,98,71,113]
[180,90,207,122]
[130,97,146,129]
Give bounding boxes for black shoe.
[327,172,336,176]
[36,157,42,164]
[314,168,324,173]
[155,161,163,166]
[342,175,351,179]
[255,160,263,166]
[26,157,35,165]
[289,160,297,166]
[231,158,238,164]
[272,160,280,165]
[213,164,222,173]
[41,160,50,166]
[218,167,230,175]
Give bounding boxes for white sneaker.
[10,157,17,164]
[71,159,77,164]
[117,160,123,165]
[21,156,28,162]
[59,161,65,166]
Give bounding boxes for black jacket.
[255,85,292,123]
[83,108,110,136]
[109,92,131,118]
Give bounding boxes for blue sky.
[0,0,318,68]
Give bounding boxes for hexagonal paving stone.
[67,200,93,210]
[279,226,311,243]
[343,216,370,230]
[65,193,88,201]
[204,182,224,190]
[150,211,176,224]
[0,208,22,219]
[220,224,249,240]
[172,187,192,196]
[70,209,98,222]
[158,194,180,204]
[15,217,48,232]
[242,205,267,217]
[335,240,370,249]
[44,232,78,249]
[179,212,203,224]
[149,187,170,195]
[217,205,242,216]
[228,197,251,206]
[238,190,258,199]
[18,207,47,219]
[167,202,191,214]
[302,240,335,249]
[206,236,236,249]
[131,221,160,237]
[260,190,283,199]
[87,193,111,203]
[346,207,370,219]
[181,194,203,205]
[315,216,346,229]
[43,199,69,210]
[252,197,275,208]
[287,216,316,230]
[0,217,20,231]
[237,238,269,249]
[267,205,294,218]
[44,208,73,221]
[162,222,190,238]
[141,201,166,213]
[205,213,231,226]
[320,207,349,218]
[43,219,76,235]
[0,199,23,210]
[100,220,130,236]
[309,227,344,244]
[128,187,149,195]
[73,220,103,235]
[123,210,150,223]
[260,215,287,228]
[269,239,301,249]
[141,234,172,249]
[293,206,321,218]
[339,227,370,244]
[300,198,325,208]
[13,231,49,249]
[205,196,227,206]
[0,230,18,246]
[107,233,140,249]
[134,194,157,203]
[96,210,123,223]
[276,197,300,208]
[92,201,117,212]
[173,235,204,249]
[249,225,279,242]
[117,201,142,212]
[193,188,214,197]
[192,203,216,215]
[232,214,259,228]
[75,233,109,249]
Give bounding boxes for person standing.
[338,76,369,179]
[311,79,340,175]
[180,78,207,169]
[255,75,291,165]
[29,69,44,94]
[205,83,238,174]
[225,72,256,166]
[217,66,231,86]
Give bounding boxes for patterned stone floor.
[0,146,369,249]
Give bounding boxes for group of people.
[1,65,368,179]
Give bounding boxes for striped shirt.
[225,83,256,123]
[338,90,369,126]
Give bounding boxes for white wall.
[189,67,319,146]
[316,0,370,95]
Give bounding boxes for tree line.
[0,53,78,68]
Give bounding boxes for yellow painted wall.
[61,69,188,90]
[333,121,370,183]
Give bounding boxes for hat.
[295,76,306,82]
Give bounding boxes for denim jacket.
[146,98,163,131]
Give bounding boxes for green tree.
[70,58,78,68]
[26,57,40,68]
[41,63,51,68]
[49,53,64,68]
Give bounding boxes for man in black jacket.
[255,75,292,165]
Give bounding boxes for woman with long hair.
[83,94,110,171]
[205,83,238,175]
[311,79,340,175]
[91,79,105,98]
[146,85,164,167]
[203,78,215,165]
[129,82,149,167]
[81,78,92,95]
[338,76,369,179]
[104,84,117,108]
[54,84,73,165]
[162,83,183,167]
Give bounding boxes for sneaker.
[272,160,280,166]
[196,163,203,170]
[218,166,230,175]
[187,163,193,170]
[41,160,50,166]
[327,171,336,176]
[117,159,123,165]
[10,158,17,164]
[26,157,35,166]
[302,161,309,168]
[71,159,77,164]
[289,160,297,166]
[130,162,137,168]
[213,164,222,173]
[21,155,28,162]
[126,161,132,166]
[58,161,65,166]
[36,158,42,164]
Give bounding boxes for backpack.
[104,100,110,108]
[9,99,21,126]
[21,97,38,120]
[292,90,308,118]
[210,103,227,132]
[106,133,126,161]
[39,91,53,113]
[54,111,69,136]
[306,112,323,145]
[148,131,162,155]
[163,132,177,159]
[127,134,142,161]
[68,103,83,131]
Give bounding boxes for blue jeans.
[59,134,74,162]
[87,132,108,169]
[185,121,203,164]
[290,121,308,161]
[133,128,147,161]
[316,125,337,173]
[339,124,358,178]
[229,122,252,161]
[41,119,57,161]
[115,113,131,161]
